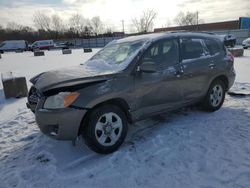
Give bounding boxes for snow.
[0,49,250,188]
[0,49,99,85]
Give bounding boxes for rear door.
[179,37,214,103]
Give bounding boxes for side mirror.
[139,61,157,73]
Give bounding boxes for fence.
[56,36,123,48]
[211,29,250,44]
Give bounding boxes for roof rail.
[164,30,217,35]
[191,31,217,35]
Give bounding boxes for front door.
[133,38,184,120]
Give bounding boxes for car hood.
[31,65,118,93]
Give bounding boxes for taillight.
[227,50,234,62]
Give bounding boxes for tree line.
[0,11,116,42]
[0,10,201,42]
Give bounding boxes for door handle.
[208,63,215,69]
[175,69,184,77]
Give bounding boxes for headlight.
[43,92,80,109]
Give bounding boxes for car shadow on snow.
[56,102,250,168]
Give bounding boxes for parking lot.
[0,49,250,188]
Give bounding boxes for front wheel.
[82,105,128,154]
[202,80,226,112]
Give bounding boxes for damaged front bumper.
[35,107,87,140]
[27,86,87,140]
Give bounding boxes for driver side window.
[143,43,160,61]
[142,39,179,69]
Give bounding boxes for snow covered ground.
[0,49,250,188]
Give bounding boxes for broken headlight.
[43,92,80,109]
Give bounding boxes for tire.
[202,79,226,112]
[82,104,128,154]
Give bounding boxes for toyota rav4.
[27,32,235,154]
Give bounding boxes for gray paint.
[27,32,236,140]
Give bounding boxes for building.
[154,20,240,32]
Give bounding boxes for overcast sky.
[0,0,249,32]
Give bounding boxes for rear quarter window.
[180,38,205,60]
[204,39,222,55]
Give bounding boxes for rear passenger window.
[181,38,205,60]
[204,39,220,55]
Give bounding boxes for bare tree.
[105,27,113,33]
[174,11,202,26]
[91,16,103,35]
[33,11,51,31]
[132,9,157,33]
[69,13,87,34]
[51,14,64,32]
[6,22,23,31]
[20,26,34,32]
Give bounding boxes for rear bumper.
[228,68,236,90]
[35,107,87,140]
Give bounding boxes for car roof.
[116,32,221,43]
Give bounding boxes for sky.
[0,0,249,32]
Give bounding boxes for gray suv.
[27,32,235,154]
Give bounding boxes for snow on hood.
[32,64,117,91]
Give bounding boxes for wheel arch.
[78,98,131,136]
[210,74,229,91]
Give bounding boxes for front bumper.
[26,86,87,140]
[35,107,87,140]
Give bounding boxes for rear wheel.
[82,105,128,154]
[202,79,226,112]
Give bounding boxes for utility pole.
[196,11,199,31]
[121,20,125,33]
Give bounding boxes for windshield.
[85,40,146,71]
